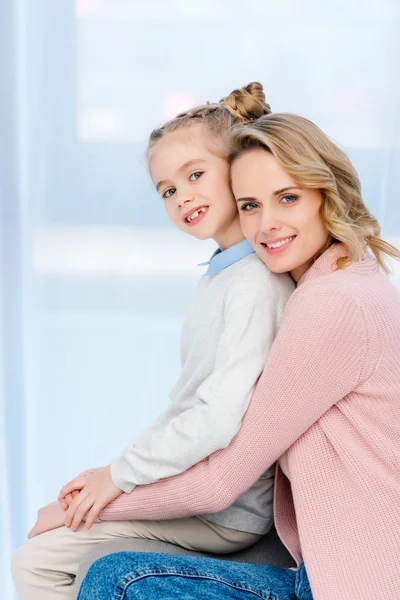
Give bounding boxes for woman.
[56,111,400,599]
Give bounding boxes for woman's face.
[231,149,330,282]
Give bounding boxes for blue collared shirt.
[198,239,255,275]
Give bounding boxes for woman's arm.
[99,282,368,521]
[111,275,286,493]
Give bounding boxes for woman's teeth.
[186,207,207,223]
[266,236,296,249]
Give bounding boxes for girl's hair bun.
[221,82,271,122]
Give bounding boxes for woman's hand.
[61,465,123,531]
[27,501,67,539]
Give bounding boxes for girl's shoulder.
[225,253,295,300]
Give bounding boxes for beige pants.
[12,516,260,600]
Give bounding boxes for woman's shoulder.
[303,258,396,302]
[287,260,399,346]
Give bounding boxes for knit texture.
[100,243,400,600]
[112,252,294,533]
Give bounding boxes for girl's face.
[149,125,243,250]
[231,149,330,282]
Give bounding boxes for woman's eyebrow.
[236,196,257,203]
[273,186,302,195]
[236,187,302,203]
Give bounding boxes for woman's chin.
[255,251,293,274]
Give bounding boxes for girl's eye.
[281,194,298,204]
[189,171,203,181]
[163,188,176,199]
[240,202,259,211]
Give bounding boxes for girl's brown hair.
[147,82,271,160]
[229,113,400,273]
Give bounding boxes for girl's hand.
[62,465,123,531]
[27,501,66,539]
[58,467,104,509]
[60,489,80,510]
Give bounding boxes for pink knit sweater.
[100,243,400,600]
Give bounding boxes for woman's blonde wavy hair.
[229,114,400,273]
[147,82,271,160]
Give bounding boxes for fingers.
[66,495,94,532]
[58,470,98,500]
[64,490,88,528]
[83,504,102,530]
[62,488,82,511]
[64,494,82,528]
[58,468,102,501]
[27,521,44,539]
[61,493,73,510]
[58,476,87,501]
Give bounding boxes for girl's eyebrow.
[156,159,206,192]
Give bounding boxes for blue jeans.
[77,552,313,600]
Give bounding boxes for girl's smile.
[183,205,209,226]
[149,125,244,250]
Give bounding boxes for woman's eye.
[240,202,259,211]
[281,194,298,204]
[189,171,203,181]
[163,188,176,199]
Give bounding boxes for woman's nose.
[259,208,281,234]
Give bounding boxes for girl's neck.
[214,220,245,251]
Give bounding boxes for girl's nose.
[177,194,194,209]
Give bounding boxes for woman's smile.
[261,235,297,255]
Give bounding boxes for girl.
[74,110,399,600]
[12,84,295,599]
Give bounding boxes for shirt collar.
[198,239,255,275]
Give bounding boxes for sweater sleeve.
[110,275,282,493]
[99,282,368,521]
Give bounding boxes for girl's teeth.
[187,207,207,222]
[266,236,295,249]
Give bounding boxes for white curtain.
[1,1,399,598]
